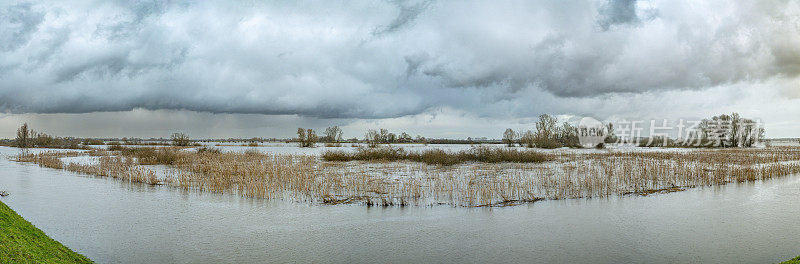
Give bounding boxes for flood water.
[1,146,799,263]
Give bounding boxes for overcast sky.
[1,0,799,139]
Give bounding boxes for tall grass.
[322,146,552,165]
[13,146,800,207]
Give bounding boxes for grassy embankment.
[0,200,92,263]
[782,256,800,264]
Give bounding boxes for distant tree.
[297,128,317,147]
[604,122,617,143]
[171,133,191,146]
[365,129,381,148]
[323,126,343,143]
[33,132,56,147]
[387,133,396,143]
[729,113,741,147]
[534,114,561,149]
[305,129,317,147]
[15,123,31,148]
[519,130,535,148]
[379,129,389,143]
[692,113,765,148]
[503,128,517,147]
[297,128,306,145]
[557,122,580,148]
[398,132,413,143]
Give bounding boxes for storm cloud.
[1,0,799,119]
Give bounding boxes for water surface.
[1,146,798,263]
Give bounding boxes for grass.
[322,146,553,165]
[118,147,188,165]
[782,256,800,264]
[0,200,92,263]
[13,146,800,207]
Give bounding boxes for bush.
[118,147,186,165]
[197,146,221,154]
[595,143,605,149]
[171,133,191,146]
[108,142,125,151]
[534,136,561,149]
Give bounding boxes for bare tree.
[379,129,389,143]
[305,128,317,147]
[534,114,561,148]
[16,123,31,148]
[297,128,306,145]
[503,128,517,147]
[171,133,191,146]
[365,129,381,148]
[604,122,617,143]
[297,128,317,147]
[729,113,741,147]
[398,132,412,143]
[323,126,343,143]
[557,122,579,148]
[519,130,535,148]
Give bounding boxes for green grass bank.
[0,200,92,263]
[782,256,800,264]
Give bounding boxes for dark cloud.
[0,0,798,120]
[372,0,433,36]
[0,3,45,51]
[597,0,639,30]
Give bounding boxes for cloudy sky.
[1,0,799,139]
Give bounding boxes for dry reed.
[12,146,800,207]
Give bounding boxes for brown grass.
[12,147,800,207]
[322,146,553,165]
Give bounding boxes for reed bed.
[15,151,162,185]
[11,147,800,207]
[322,146,553,165]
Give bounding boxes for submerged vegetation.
[0,200,93,263]
[4,115,797,207]
[13,145,800,207]
[322,146,552,165]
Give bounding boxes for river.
[0,146,798,263]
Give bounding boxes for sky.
[1,0,799,139]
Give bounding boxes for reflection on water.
[1,146,799,263]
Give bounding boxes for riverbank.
[0,199,92,263]
[783,256,800,264]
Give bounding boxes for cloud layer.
[1,0,799,120]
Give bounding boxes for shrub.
[171,133,191,146]
[197,146,221,154]
[118,147,186,165]
[595,143,605,149]
[108,142,124,151]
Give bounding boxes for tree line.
[501,113,765,149]
[639,113,764,148]
[502,114,603,149]
[295,126,436,148]
[11,123,87,149]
